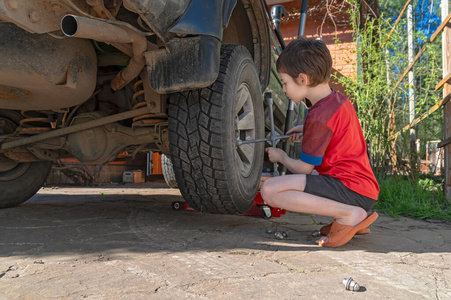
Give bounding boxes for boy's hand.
[265,147,287,163]
[286,125,303,143]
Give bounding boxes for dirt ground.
[0,178,450,299]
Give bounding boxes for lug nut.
[274,231,288,240]
[311,230,321,237]
[343,277,360,291]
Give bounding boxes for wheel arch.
[223,0,271,92]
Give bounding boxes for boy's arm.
[265,148,315,175]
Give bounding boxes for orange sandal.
[320,223,370,236]
[318,212,378,248]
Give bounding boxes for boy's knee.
[260,179,275,205]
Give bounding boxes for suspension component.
[131,79,165,128]
[18,110,67,135]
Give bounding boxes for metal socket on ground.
[342,277,360,291]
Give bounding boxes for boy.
[261,37,379,248]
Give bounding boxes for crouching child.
[261,37,379,248]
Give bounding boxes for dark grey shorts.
[304,174,376,212]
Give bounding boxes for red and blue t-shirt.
[300,90,379,200]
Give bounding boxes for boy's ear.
[297,73,309,86]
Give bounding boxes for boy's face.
[279,72,308,104]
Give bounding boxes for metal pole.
[271,5,286,49]
[279,0,309,175]
[298,0,309,37]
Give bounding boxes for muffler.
[61,14,147,91]
[0,23,97,110]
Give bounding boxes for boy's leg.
[260,174,367,228]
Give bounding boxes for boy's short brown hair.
[276,37,332,87]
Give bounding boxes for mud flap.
[144,36,220,94]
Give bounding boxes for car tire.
[0,110,53,208]
[168,45,264,214]
[161,154,178,188]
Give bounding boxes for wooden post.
[442,1,451,200]
[407,4,416,147]
[407,4,418,175]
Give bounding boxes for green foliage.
[333,1,443,177]
[330,1,450,220]
[378,0,406,19]
[376,176,451,220]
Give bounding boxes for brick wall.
[269,0,357,93]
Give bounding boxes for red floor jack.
[171,192,286,219]
[241,191,286,219]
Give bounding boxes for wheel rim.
[0,162,31,181]
[235,82,256,177]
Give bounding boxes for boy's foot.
[317,212,378,248]
[320,223,370,236]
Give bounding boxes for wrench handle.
[265,93,278,176]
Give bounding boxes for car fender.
[168,0,237,40]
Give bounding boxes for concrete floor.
[0,181,450,299]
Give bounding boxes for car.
[0,0,300,212]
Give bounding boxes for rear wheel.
[0,110,52,208]
[168,45,264,214]
[161,154,178,188]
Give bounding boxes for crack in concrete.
[399,254,451,270]
[0,266,14,279]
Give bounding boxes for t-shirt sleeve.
[300,120,333,165]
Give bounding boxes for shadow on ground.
[0,187,450,258]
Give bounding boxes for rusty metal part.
[1,106,151,151]
[0,23,97,110]
[155,123,169,154]
[2,147,48,163]
[61,14,148,91]
[122,0,190,42]
[130,80,165,127]
[133,113,167,128]
[133,80,145,102]
[4,151,39,162]
[18,127,51,135]
[65,112,165,164]
[86,0,114,19]
[139,70,166,114]
[4,138,65,163]
[17,110,69,135]
[59,1,155,37]
[0,0,79,34]
[19,111,51,135]
[27,147,58,161]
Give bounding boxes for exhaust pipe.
[61,14,147,91]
